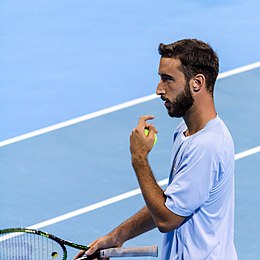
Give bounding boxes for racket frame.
[0,228,89,260]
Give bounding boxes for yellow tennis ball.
[144,129,158,145]
[51,252,58,258]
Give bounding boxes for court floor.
[1,1,260,259]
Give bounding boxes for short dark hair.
[158,39,219,95]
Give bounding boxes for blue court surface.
[1,1,260,259]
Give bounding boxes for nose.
[156,80,166,96]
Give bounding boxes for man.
[75,39,238,259]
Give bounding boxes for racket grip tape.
[100,245,158,257]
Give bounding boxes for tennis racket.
[0,228,158,259]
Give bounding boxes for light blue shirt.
[161,117,238,260]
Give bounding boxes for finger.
[148,124,158,134]
[84,239,100,256]
[140,115,155,121]
[74,250,86,259]
[85,241,104,256]
[137,115,155,129]
[86,247,97,256]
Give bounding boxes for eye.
[161,75,174,83]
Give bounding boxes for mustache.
[160,96,169,102]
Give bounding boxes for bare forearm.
[132,158,167,226]
[109,206,156,244]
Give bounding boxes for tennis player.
[75,39,238,259]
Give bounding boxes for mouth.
[164,101,171,110]
[161,97,171,109]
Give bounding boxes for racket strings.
[0,232,64,259]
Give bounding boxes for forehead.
[158,57,183,75]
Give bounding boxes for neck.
[183,96,217,136]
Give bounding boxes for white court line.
[217,61,260,79]
[1,61,260,148]
[27,145,260,230]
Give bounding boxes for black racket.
[0,228,158,259]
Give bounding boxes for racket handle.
[77,245,158,259]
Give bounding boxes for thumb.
[148,124,158,134]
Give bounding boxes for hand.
[74,251,109,260]
[130,115,158,159]
[74,233,123,260]
[74,252,109,260]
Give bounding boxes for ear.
[191,74,205,93]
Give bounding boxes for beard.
[166,83,194,118]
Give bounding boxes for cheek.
[168,85,184,101]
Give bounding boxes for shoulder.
[201,116,233,148]
[187,117,234,161]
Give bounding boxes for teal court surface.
[1,1,260,259]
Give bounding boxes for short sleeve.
[165,136,220,217]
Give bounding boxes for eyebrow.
[158,73,174,81]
